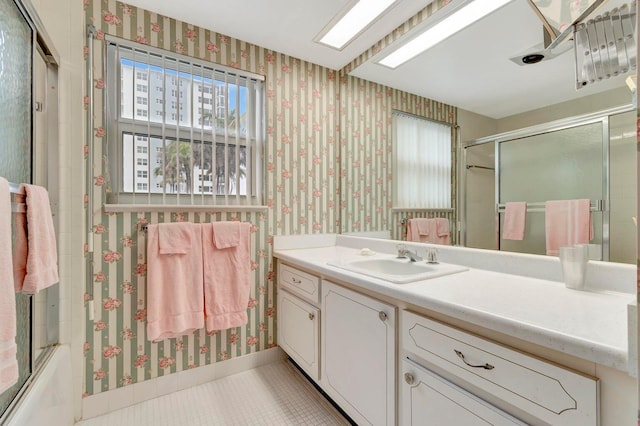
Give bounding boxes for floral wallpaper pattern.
[83,0,457,396]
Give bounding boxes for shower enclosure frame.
[459,103,635,260]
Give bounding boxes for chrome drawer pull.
[454,349,494,370]
[308,313,315,320]
[291,277,302,284]
[379,311,387,321]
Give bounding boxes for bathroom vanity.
[274,234,637,426]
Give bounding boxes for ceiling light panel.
[378,0,512,68]
[318,0,398,50]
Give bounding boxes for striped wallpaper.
[83,0,457,396]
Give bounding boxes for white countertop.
[273,235,636,374]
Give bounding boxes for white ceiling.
[124,0,433,70]
[126,0,631,119]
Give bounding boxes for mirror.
[341,0,636,264]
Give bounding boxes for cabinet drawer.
[278,290,320,380]
[401,311,599,426]
[400,358,526,426]
[278,263,320,304]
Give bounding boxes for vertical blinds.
[394,112,452,209]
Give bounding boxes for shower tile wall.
[83,0,457,398]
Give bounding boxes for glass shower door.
[0,0,33,417]
[498,121,605,256]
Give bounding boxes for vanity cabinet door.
[277,289,319,380]
[321,280,395,426]
[400,358,526,426]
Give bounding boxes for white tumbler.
[559,245,589,290]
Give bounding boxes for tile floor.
[76,360,350,425]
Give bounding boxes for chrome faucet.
[426,247,439,264]
[396,244,422,262]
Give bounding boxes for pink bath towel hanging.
[0,177,18,394]
[502,202,527,240]
[545,199,591,256]
[203,221,251,331]
[146,222,205,341]
[16,184,59,295]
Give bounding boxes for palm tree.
[154,140,193,193]
[155,138,247,195]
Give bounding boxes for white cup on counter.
[559,245,589,290]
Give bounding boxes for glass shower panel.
[499,122,604,255]
[0,0,33,417]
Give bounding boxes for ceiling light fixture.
[378,0,512,68]
[317,0,398,50]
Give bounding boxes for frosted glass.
[0,0,32,416]
[499,123,604,256]
[500,123,603,202]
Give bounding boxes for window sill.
[391,207,454,212]
[104,204,268,213]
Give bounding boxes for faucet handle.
[426,247,439,264]
[396,243,408,258]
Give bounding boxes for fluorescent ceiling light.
[379,0,512,68]
[319,0,397,49]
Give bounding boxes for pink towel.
[12,193,27,291]
[213,221,240,248]
[407,218,450,245]
[16,184,59,294]
[0,178,18,393]
[203,222,251,331]
[545,199,592,256]
[158,222,192,254]
[502,202,527,240]
[435,218,450,238]
[146,223,204,341]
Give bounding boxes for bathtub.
[4,345,73,426]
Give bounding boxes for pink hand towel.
[158,222,192,254]
[502,202,527,240]
[0,178,18,393]
[146,223,204,341]
[18,184,59,294]
[545,199,591,256]
[435,218,450,237]
[12,193,27,291]
[213,221,240,248]
[407,218,430,242]
[203,222,251,331]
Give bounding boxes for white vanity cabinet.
[321,280,396,426]
[277,263,320,380]
[400,310,600,426]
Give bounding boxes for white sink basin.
[328,256,468,284]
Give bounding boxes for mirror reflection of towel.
[545,199,592,256]
[407,218,451,245]
[502,202,527,240]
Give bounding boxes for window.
[136,146,148,154]
[136,71,148,81]
[136,83,147,92]
[107,41,265,205]
[393,112,452,208]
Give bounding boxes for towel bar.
[496,200,604,213]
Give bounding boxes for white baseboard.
[81,347,287,420]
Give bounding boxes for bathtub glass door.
[0,0,34,417]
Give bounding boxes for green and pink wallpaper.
[83,0,457,396]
